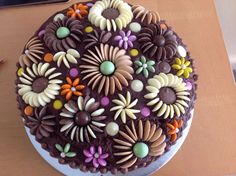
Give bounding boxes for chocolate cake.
[16,0,197,174]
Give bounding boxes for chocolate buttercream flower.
[26,106,56,139]
[172,57,193,78]
[67,3,89,19]
[59,96,106,143]
[110,91,140,124]
[44,17,83,52]
[132,5,160,25]
[53,49,80,68]
[84,29,112,49]
[134,55,155,78]
[80,44,134,95]
[18,63,62,107]
[88,0,133,31]
[138,24,178,61]
[145,73,190,118]
[113,120,166,169]
[19,37,44,67]
[114,30,137,49]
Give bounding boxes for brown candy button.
[158,61,171,73]
[159,87,176,104]
[32,77,49,93]
[153,35,165,46]
[102,8,120,19]
[75,111,91,126]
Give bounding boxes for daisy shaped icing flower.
[134,56,155,78]
[145,73,190,118]
[55,143,76,158]
[61,77,85,100]
[172,57,193,78]
[166,119,183,142]
[110,91,140,123]
[53,49,80,68]
[88,0,133,31]
[80,44,133,96]
[59,96,106,143]
[67,3,89,19]
[114,30,137,49]
[113,120,166,169]
[18,63,62,107]
[83,146,109,168]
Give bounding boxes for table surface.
[0,0,236,176]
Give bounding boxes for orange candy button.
[24,106,33,116]
[44,53,53,62]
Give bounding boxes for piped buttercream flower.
[138,23,177,61]
[88,0,133,31]
[80,44,134,95]
[18,63,62,107]
[172,57,193,78]
[53,49,80,68]
[67,3,89,19]
[59,96,106,143]
[145,73,190,118]
[113,120,166,169]
[61,77,85,100]
[110,91,140,123]
[114,30,137,49]
[19,37,44,67]
[83,146,109,168]
[134,56,155,78]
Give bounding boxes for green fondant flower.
[172,57,193,78]
[55,143,76,158]
[134,56,155,78]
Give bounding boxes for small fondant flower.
[172,57,193,78]
[83,146,109,168]
[110,91,140,123]
[113,120,166,169]
[61,76,85,100]
[18,63,62,107]
[53,49,80,68]
[166,119,183,142]
[55,143,76,158]
[67,3,89,19]
[134,56,155,78]
[114,30,137,49]
[88,0,133,31]
[145,73,190,118]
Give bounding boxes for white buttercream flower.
[18,63,62,107]
[53,49,80,68]
[88,0,133,31]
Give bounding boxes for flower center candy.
[100,61,115,76]
[94,153,99,158]
[56,27,70,39]
[71,87,76,92]
[32,77,49,93]
[181,64,187,70]
[159,87,176,104]
[153,35,165,47]
[133,142,149,158]
[102,8,120,20]
[75,9,81,14]
[75,111,91,126]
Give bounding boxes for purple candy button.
[101,97,110,107]
[86,2,93,7]
[70,68,78,77]
[38,30,45,38]
[186,82,192,90]
[141,107,150,117]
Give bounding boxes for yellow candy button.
[85,26,93,33]
[130,49,139,57]
[53,100,63,110]
[17,68,24,76]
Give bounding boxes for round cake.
[16,0,197,174]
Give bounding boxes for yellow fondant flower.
[172,58,192,78]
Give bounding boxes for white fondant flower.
[18,63,62,107]
[145,73,190,119]
[110,91,140,123]
[88,0,133,31]
[53,49,80,68]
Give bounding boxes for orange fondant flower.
[166,119,183,142]
[67,3,89,19]
[61,76,85,100]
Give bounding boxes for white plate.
[24,110,193,176]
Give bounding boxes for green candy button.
[133,142,149,158]
[100,61,115,76]
[56,27,70,39]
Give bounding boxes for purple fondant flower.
[83,146,109,168]
[114,30,137,49]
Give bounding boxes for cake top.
[16,0,197,174]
